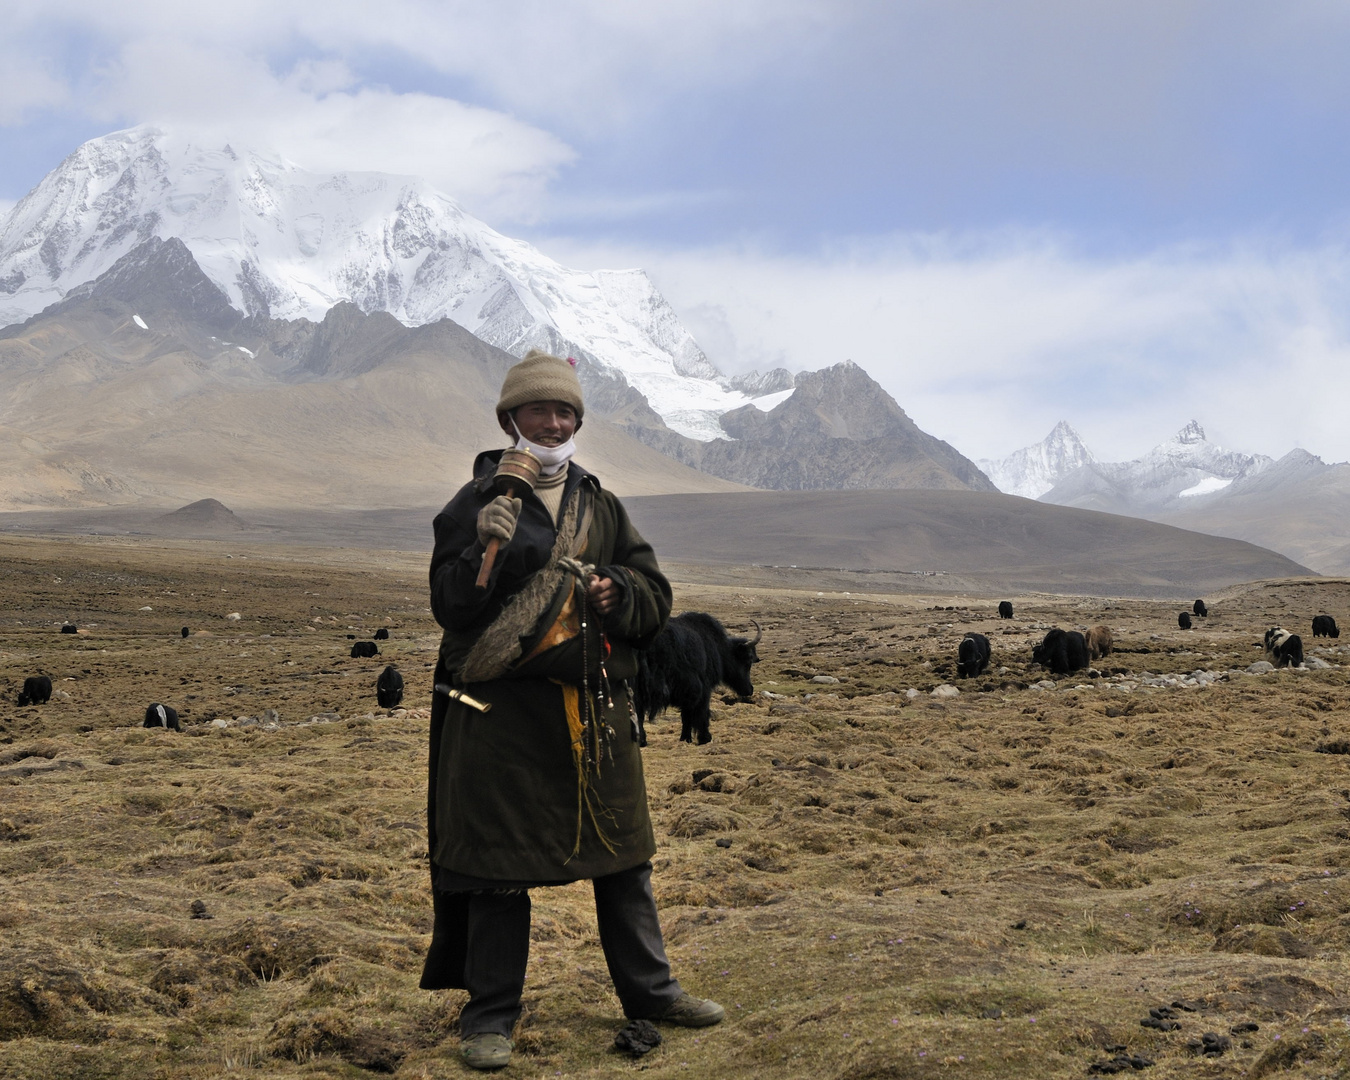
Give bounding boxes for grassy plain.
[1,534,1349,1079]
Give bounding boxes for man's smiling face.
[500,400,579,446]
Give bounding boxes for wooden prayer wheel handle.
[475,448,542,589]
[475,482,518,588]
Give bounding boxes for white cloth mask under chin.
[511,419,576,476]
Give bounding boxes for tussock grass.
[2,535,1350,1077]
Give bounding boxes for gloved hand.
[476,495,522,547]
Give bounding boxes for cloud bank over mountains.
[9,2,1350,238]
[0,1,822,225]
[5,5,1350,465]
[552,233,1350,464]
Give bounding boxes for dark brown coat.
[426,452,672,884]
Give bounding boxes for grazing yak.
[1265,628,1304,668]
[17,675,52,706]
[376,665,404,708]
[350,641,379,659]
[1032,629,1090,675]
[1312,615,1340,639]
[957,633,991,678]
[374,628,390,640]
[144,703,181,731]
[1178,612,1192,630]
[1085,625,1114,660]
[60,624,77,634]
[180,626,190,638]
[1193,599,1208,617]
[633,613,761,745]
[998,601,1014,619]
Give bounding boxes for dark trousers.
[459,861,682,1037]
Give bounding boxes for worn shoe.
[650,992,726,1027]
[461,1032,512,1070]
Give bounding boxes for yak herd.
[10,595,1342,749]
[13,623,404,731]
[955,602,1337,681]
[12,606,767,749]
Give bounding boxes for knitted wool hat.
[496,349,585,419]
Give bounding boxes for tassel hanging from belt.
[553,561,617,861]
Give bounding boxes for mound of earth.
[155,499,247,531]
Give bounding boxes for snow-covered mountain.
[1161,449,1350,575]
[978,420,1094,499]
[1039,421,1274,513]
[0,125,779,440]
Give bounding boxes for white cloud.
[0,50,69,124]
[541,232,1350,464]
[0,1,822,219]
[6,1,830,132]
[9,2,1350,228]
[86,41,575,222]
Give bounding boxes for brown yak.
[1085,625,1114,660]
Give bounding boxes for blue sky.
[4,1,1350,462]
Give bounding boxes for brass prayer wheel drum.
[476,448,544,588]
[493,447,543,493]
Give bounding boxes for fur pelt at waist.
[453,489,590,684]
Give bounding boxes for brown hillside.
[624,488,1313,598]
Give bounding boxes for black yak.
[633,613,761,745]
[1312,615,1339,639]
[376,665,404,708]
[956,633,991,678]
[17,675,51,706]
[1032,629,1089,675]
[144,703,181,731]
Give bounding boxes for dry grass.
[2,534,1350,1078]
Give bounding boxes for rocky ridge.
[0,238,999,506]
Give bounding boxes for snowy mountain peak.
[0,124,773,441]
[978,421,1095,499]
[1137,421,1268,479]
[1174,420,1206,445]
[1038,420,1276,511]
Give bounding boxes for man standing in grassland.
[420,349,723,1070]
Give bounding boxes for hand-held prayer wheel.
[475,447,543,588]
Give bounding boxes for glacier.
[1178,476,1233,497]
[0,125,780,440]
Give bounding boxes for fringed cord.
[555,559,618,862]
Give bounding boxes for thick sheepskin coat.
[426,450,672,885]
